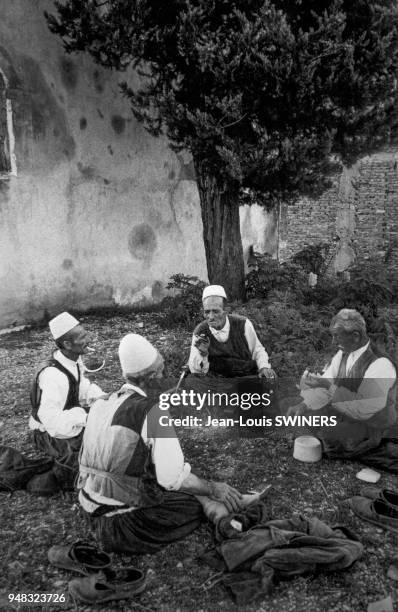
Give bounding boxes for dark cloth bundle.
[0,445,53,492]
[201,502,363,605]
[356,438,398,473]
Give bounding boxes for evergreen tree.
[47,0,398,299]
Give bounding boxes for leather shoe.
[68,567,146,603]
[360,486,398,508]
[347,496,398,534]
[48,540,111,575]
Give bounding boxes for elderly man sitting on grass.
[78,334,259,555]
[287,309,397,459]
[189,284,275,379]
[183,284,277,417]
[29,312,104,493]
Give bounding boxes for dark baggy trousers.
[33,430,83,490]
[89,490,204,555]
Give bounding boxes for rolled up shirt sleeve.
[36,367,88,438]
[188,335,209,374]
[244,319,271,370]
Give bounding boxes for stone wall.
[278,149,398,271]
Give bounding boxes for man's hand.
[194,334,210,357]
[303,372,331,390]
[258,367,276,379]
[209,481,243,513]
[286,402,307,417]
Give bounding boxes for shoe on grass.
[26,470,60,497]
[68,567,146,604]
[360,486,398,508]
[347,496,398,535]
[48,540,111,575]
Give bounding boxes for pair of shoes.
[69,567,147,604]
[48,541,146,604]
[48,540,111,575]
[347,495,398,535]
[361,486,398,508]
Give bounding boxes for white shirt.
[301,342,396,419]
[188,316,271,373]
[79,383,191,513]
[28,350,104,439]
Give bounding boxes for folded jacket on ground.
[201,502,363,605]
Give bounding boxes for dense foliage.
[156,274,207,329]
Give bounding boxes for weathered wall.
[0,0,275,328]
[279,149,398,271]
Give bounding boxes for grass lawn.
[1,306,398,612]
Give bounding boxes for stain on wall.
[77,162,96,179]
[60,57,78,90]
[16,54,76,165]
[111,114,126,135]
[93,69,104,93]
[128,224,157,260]
[62,258,73,270]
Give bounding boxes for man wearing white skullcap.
[188,285,275,379]
[77,333,262,554]
[28,312,104,492]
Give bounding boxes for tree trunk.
[194,160,246,301]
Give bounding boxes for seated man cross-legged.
[287,308,397,459]
[189,285,275,379]
[78,333,255,555]
[29,312,104,492]
[185,285,277,418]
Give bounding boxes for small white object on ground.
[293,436,322,463]
[356,468,381,483]
[367,595,393,612]
[230,519,243,532]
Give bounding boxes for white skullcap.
[119,333,163,378]
[202,285,227,301]
[49,312,80,340]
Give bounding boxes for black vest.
[194,314,257,377]
[336,343,397,429]
[30,356,81,423]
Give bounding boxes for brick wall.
[278,148,398,269]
